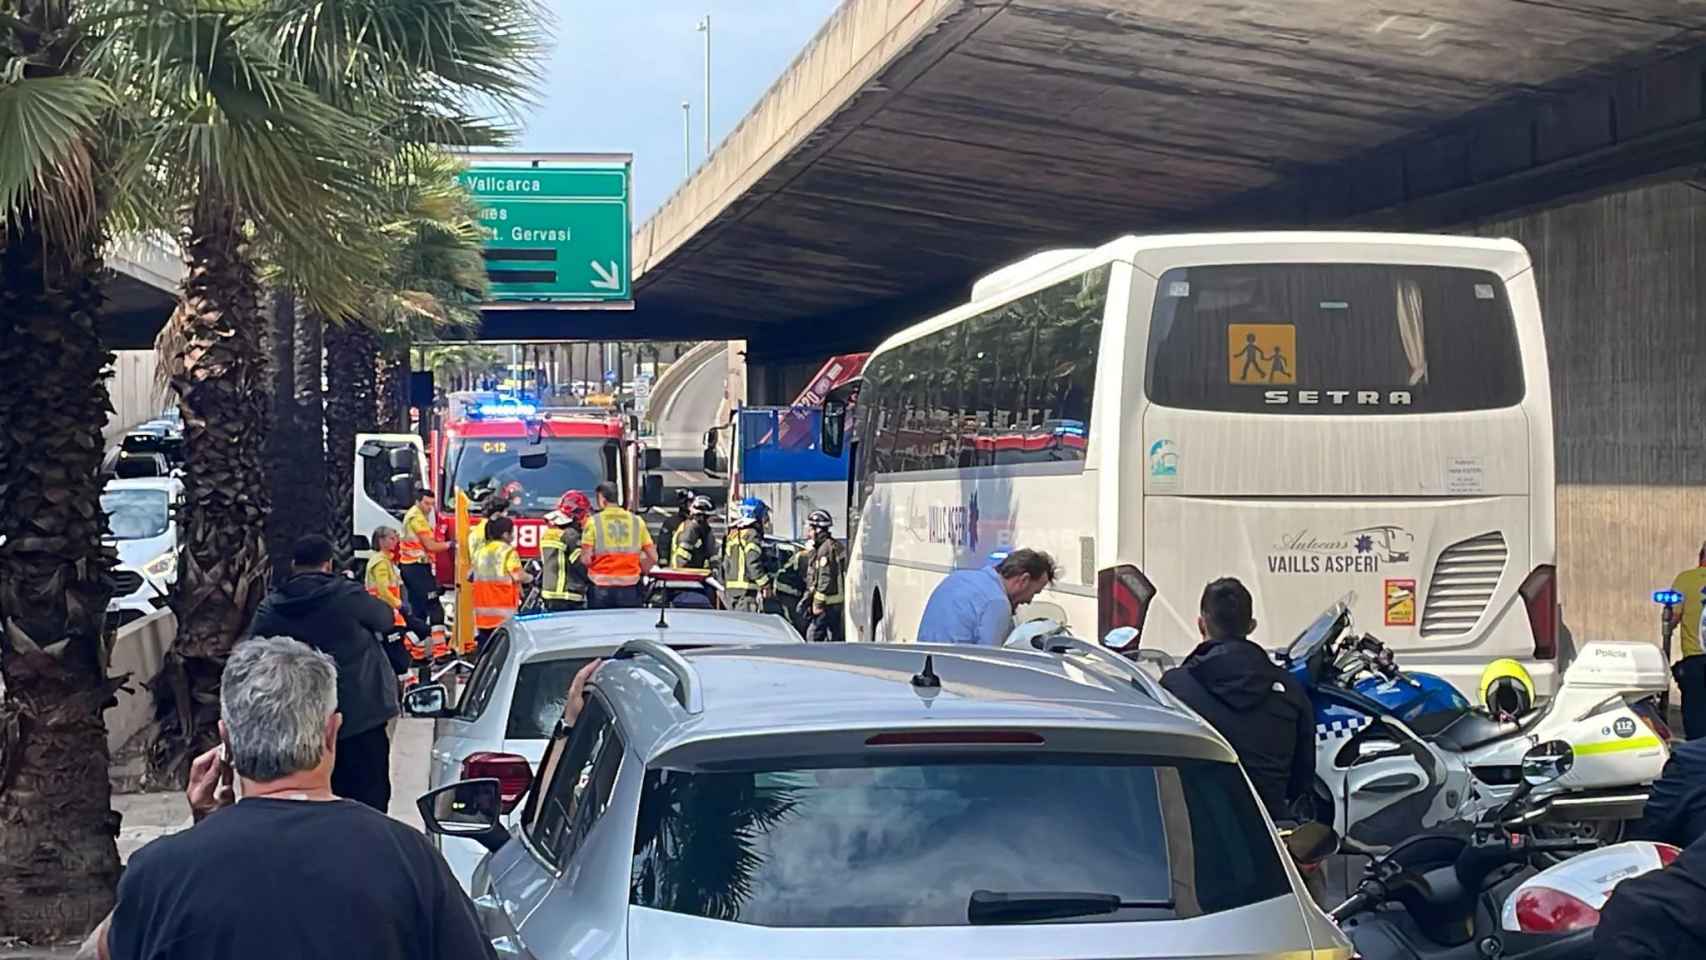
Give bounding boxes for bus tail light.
[1519,564,1558,660]
[1098,565,1156,639]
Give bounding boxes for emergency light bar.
[1654,589,1684,606]
[475,402,537,418]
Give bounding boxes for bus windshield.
[444,437,612,517]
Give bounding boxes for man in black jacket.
[1595,830,1706,959]
[1630,735,1706,847]
[1160,577,1315,819]
[247,535,400,811]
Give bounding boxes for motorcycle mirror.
[1521,740,1575,787]
[1281,822,1341,866]
[1102,626,1140,652]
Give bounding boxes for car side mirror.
[402,683,452,718]
[640,473,664,509]
[417,780,511,853]
[643,447,663,471]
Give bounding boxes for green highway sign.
[458,161,632,304]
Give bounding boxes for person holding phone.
[80,637,493,960]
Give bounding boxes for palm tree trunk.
[0,218,123,940]
[150,198,272,783]
[325,323,379,568]
[263,291,296,586]
[376,344,409,431]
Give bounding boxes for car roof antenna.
[911,655,941,689]
[654,585,670,629]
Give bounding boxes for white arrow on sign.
[589,260,621,290]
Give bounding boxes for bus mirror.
[643,448,663,471]
[821,403,846,457]
[519,446,548,470]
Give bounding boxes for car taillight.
[1098,565,1156,638]
[1657,843,1682,866]
[1513,886,1600,933]
[461,752,533,814]
[866,731,1044,746]
[1519,564,1558,660]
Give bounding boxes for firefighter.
[657,490,693,569]
[670,496,718,569]
[470,515,531,643]
[772,542,810,628]
[582,481,657,609]
[720,512,772,613]
[800,509,848,642]
[540,492,592,612]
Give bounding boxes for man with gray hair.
[83,637,494,960]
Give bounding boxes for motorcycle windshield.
[1284,591,1356,663]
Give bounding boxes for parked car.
[102,477,182,629]
[418,635,1351,959]
[403,607,804,889]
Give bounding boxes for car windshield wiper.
[967,889,1175,925]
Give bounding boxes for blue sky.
[520,1,843,221]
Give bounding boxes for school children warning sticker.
[1385,578,1417,627]
[1227,323,1297,385]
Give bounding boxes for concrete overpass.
[472,0,1706,363]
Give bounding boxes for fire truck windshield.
[444,437,613,517]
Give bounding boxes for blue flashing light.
[1654,589,1684,606]
[476,402,536,418]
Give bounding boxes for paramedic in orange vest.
[397,488,449,631]
[362,526,419,674]
[581,481,656,609]
[470,515,531,642]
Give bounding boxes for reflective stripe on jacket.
[539,527,588,602]
[364,553,406,627]
[471,539,520,630]
[585,507,648,587]
[399,505,434,565]
[721,536,770,592]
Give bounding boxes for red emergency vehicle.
[428,397,661,586]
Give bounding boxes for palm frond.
[0,71,113,243]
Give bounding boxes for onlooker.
[1664,543,1706,738]
[1159,577,1314,820]
[915,549,1056,646]
[247,534,399,811]
[81,637,495,960]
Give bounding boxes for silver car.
[403,607,803,889]
[420,636,1353,959]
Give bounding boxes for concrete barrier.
[103,349,169,445]
[108,608,174,755]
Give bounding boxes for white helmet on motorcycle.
[1480,658,1536,720]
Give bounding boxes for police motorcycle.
[1289,593,1670,854]
[1330,739,1681,960]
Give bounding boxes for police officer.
[720,512,771,612]
[1666,542,1706,739]
[670,496,717,569]
[539,492,592,612]
[800,509,848,642]
[582,481,657,608]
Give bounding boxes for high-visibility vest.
[585,507,648,587]
[470,539,520,630]
[722,536,769,592]
[399,505,434,565]
[467,518,488,556]
[539,527,587,602]
[365,552,406,627]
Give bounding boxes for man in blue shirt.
[917,549,1057,645]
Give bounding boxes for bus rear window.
[1145,263,1524,414]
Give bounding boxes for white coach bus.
[829,232,1559,698]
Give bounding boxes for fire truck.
[352,394,662,584]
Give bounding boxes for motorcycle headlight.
[142,550,177,583]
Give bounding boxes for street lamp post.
[680,100,691,178]
[697,14,711,157]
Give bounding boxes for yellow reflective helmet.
[1480,658,1536,719]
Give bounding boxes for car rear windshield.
[1145,263,1525,414]
[630,755,1288,927]
[506,657,595,739]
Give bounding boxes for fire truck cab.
[352,396,662,585]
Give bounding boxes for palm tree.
[0,0,130,938]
